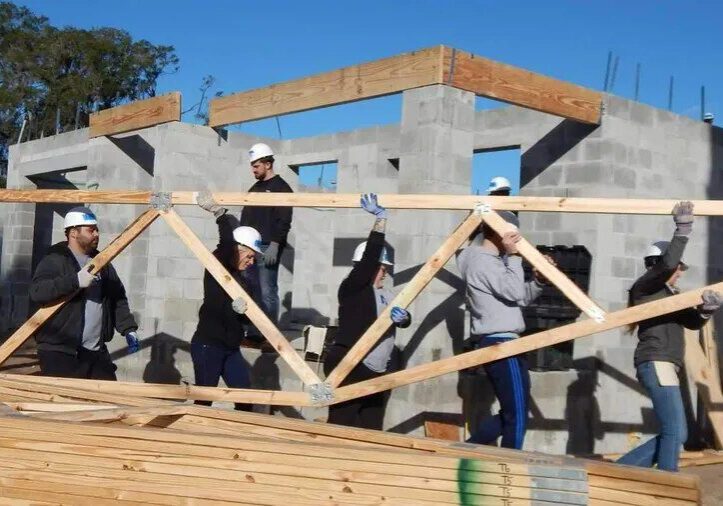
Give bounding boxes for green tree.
[0,2,179,173]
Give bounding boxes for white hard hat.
[645,240,669,259]
[352,241,393,266]
[248,143,274,163]
[487,176,511,194]
[64,206,98,229]
[644,240,688,270]
[232,226,263,253]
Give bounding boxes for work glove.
[262,241,280,267]
[232,297,248,314]
[360,193,387,219]
[197,191,226,219]
[125,331,140,354]
[700,290,722,316]
[77,268,99,289]
[390,306,410,324]
[672,201,694,236]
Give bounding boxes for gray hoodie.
[457,245,543,337]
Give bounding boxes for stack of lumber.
[0,375,701,505]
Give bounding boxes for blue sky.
[15,0,723,192]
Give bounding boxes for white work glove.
[197,191,226,219]
[77,269,99,289]
[700,290,722,316]
[262,242,280,267]
[232,297,248,314]
[672,201,694,237]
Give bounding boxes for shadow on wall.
[520,119,598,187]
[107,135,155,177]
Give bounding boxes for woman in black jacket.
[618,201,721,471]
[324,193,411,429]
[194,193,263,410]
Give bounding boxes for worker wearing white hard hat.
[30,206,140,379]
[487,176,512,196]
[240,142,293,334]
[456,210,550,449]
[618,201,722,471]
[194,192,265,409]
[324,193,412,429]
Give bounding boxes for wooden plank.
[0,189,152,204]
[326,211,483,387]
[482,209,606,321]
[89,92,181,138]
[208,47,442,127]
[30,404,187,422]
[171,192,723,215]
[684,329,723,448]
[424,421,461,442]
[0,189,722,216]
[443,47,602,124]
[0,377,165,407]
[0,208,160,365]
[332,281,723,404]
[5,374,311,407]
[161,209,322,387]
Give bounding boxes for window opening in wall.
[472,146,521,195]
[475,96,509,111]
[521,245,592,371]
[291,161,338,193]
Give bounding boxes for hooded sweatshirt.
[457,245,543,337]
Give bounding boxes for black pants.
[37,348,117,380]
[323,345,388,430]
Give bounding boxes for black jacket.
[30,242,137,355]
[333,230,410,351]
[192,213,251,349]
[239,175,293,245]
[630,234,707,368]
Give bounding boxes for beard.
[77,235,98,253]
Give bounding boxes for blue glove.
[360,193,387,219]
[125,331,140,354]
[390,306,409,324]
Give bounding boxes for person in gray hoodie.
[457,211,548,449]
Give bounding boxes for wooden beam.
[331,281,723,404]
[482,209,606,321]
[89,92,181,138]
[326,211,483,387]
[160,209,322,387]
[0,190,721,216]
[0,208,160,365]
[684,330,723,448]
[4,374,311,407]
[208,47,442,127]
[169,193,723,216]
[443,47,602,124]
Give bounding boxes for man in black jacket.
[240,143,292,329]
[323,193,411,429]
[30,206,139,379]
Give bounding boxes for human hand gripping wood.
[481,210,606,321]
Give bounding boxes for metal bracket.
[231,297,247,315]
[150,192,172,211]
[474,202,492,215]
[588,307,606,323]
[308,382,334,405]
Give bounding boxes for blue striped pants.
[467,334,530,449]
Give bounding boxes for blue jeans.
[617,361,687,471]
[467,334,529,449]
[191,341,251,411]
[246,244,280,325]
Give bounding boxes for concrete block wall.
[3,89,722,457]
